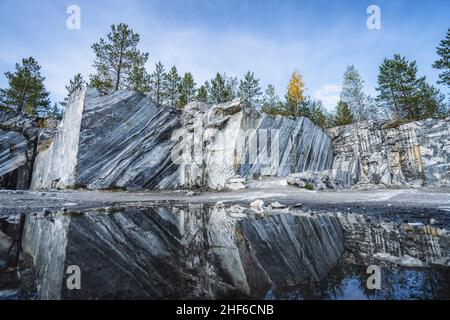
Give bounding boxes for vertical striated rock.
[30,91,333,190]
[170,99,333,189]
[0,111,52,190]
[31,88,182,190]
[327,118,450,187]
[338,212,450,267]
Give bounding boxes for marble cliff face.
[0,111,56,190]
[30,88,333,191]
[0,88,449,191]
[327,118,450,188]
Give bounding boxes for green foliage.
[340,65,366,121]
[90,23,149,94]
[178,72,197,108]
[209,73,236,104]
[48,103,64,120]
[60,73,85,107]
[432,28,450,87]
[0,57,50,117]
[149,62,167,106]
[164,66,181,107]
[376,54,447,122]
[304,183,314,191]
[261,84,283,116]
[196,82,209,103]
[238,71,262,107]
[127,56,151,94]
[334,100,354,126]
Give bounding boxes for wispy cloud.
[0,0,448,107]
[313,84,341,111]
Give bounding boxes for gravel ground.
[1,184,449,218]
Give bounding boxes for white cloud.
[312,84,341,111]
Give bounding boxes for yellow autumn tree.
[285,70,306,118]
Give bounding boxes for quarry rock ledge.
[327,118,450,188]
[30,88,333,191]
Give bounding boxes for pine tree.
[340,65,366,121]
[178,72,197,108]
[0,57,50,117]
[432,28,450,87]
[196,82,209,103]
[225,74,238,101]
[126,56,151,94]
[49,103,64,120]
[60,73,85,107]
[376,54,445,122]
[261,84,283,116]
[164,66,181,108]
[149,62,167,106]
[210,73,235,104]
[89,23,149,94]
[89,65,114,94]
[376,54,421,121]
[238,71,262,107]
[307,100,329,128]
[417,80,448,118]
[284,70,306,119]
[334,100,354,126]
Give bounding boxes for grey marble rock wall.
[164,99,333,189]
[0,111,51,189]
[31,90,333,190]
[327,118,450,187]
[31,88,182,190]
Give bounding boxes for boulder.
[287,169,352,190]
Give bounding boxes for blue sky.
[0,0,448,110]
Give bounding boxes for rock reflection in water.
[2,202,450,300]
[267,263,450,300]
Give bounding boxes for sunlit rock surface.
[168,100,333,189]
[327,118,450,187]
[31,89,333,190]
[31,88,182,190]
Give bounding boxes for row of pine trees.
[0,23,449,128]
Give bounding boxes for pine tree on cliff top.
[196,82,209,103]
[89,23,149,94]
[0,57,50,117]
[340,65,366,121]
[178,72,197,108]
[60,73,85,107]
[238,71,262,108]
[149,62,167,107]
[334,100,354,126]
[433,28,450,87]
[164,66,181,108]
